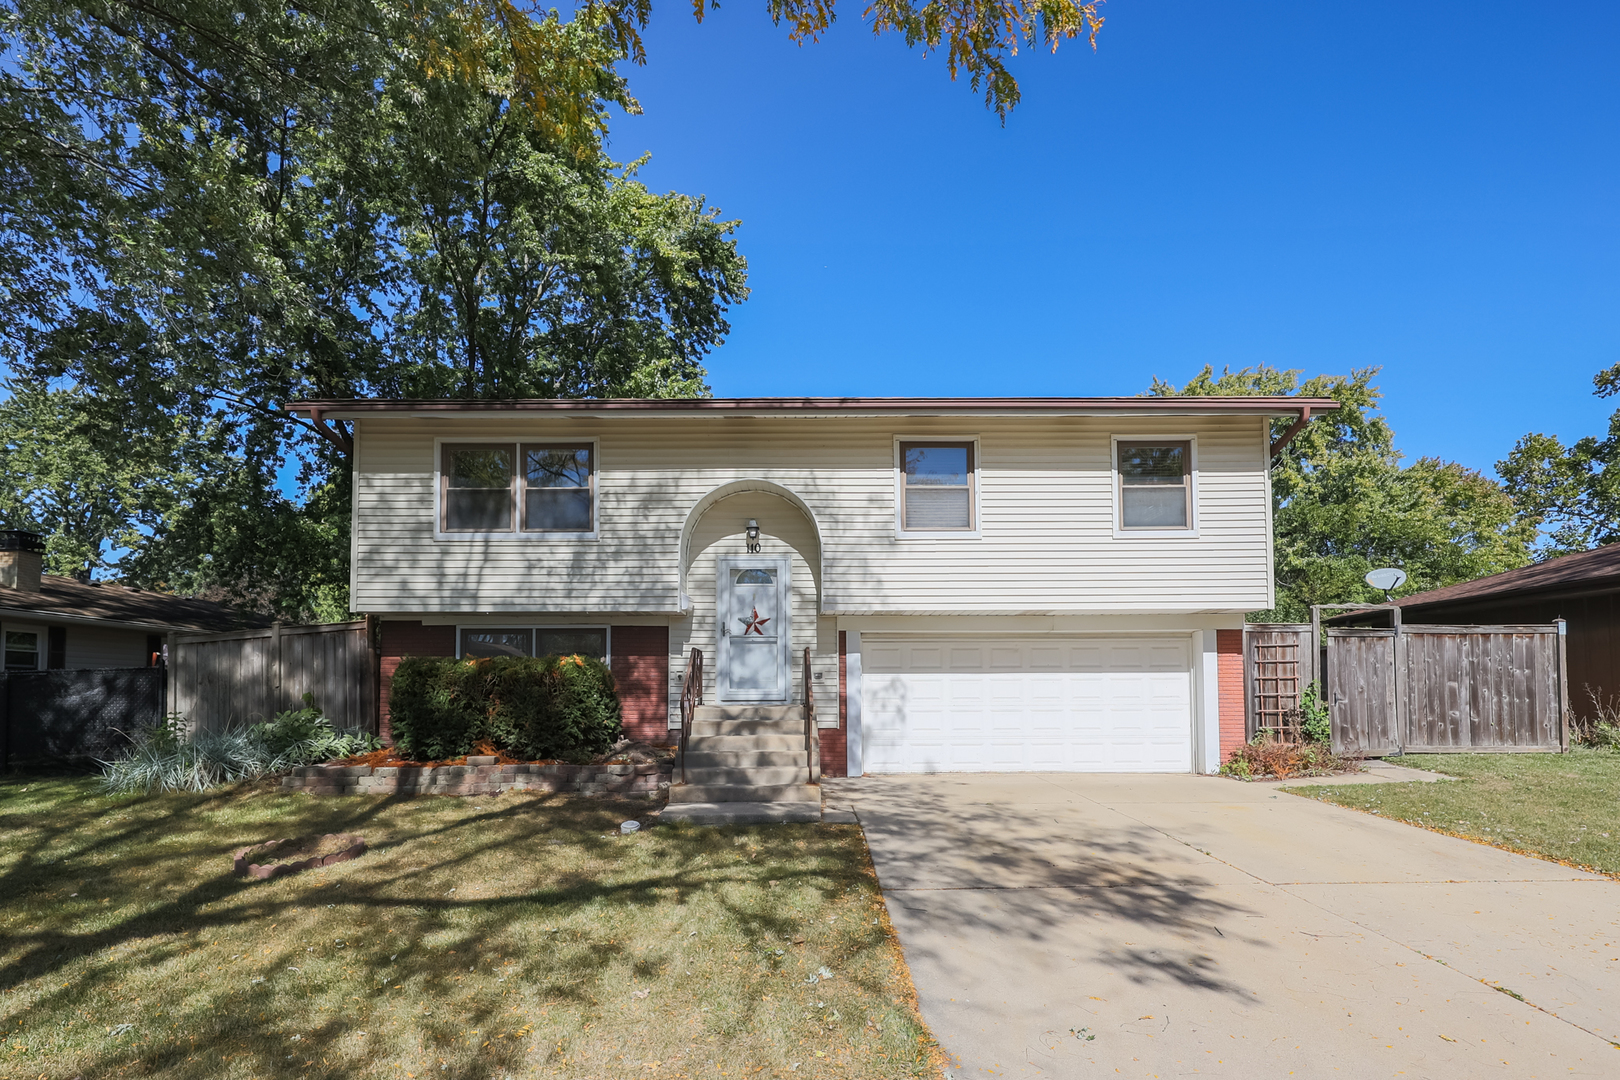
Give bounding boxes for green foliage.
[0,384,199,578]
[247,694,383,762]
[100,699,380,793]
[1150,365,1537,620]
[1298,682,1331,745]
[1498,362,1620,555]
[0,1,744,617]
[388,655,623,761]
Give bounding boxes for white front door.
[716,556,791,703]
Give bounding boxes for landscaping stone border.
[280,760,673,799]
[234,834,367,880]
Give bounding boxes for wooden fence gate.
[1244,619,1569,755]
[168,621,378,733]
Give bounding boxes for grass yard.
[1286,750,1620,876]
[0,776,940,1080]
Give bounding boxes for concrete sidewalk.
[826,773,1620,1079]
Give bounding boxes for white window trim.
[433,436,601,542]
[1111,433,1201,539]
[892,434,983,540]
[1,621,47,672]
[455,624,612,663]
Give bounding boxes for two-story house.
[288,396,1333,780]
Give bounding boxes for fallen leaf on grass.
[631,989,651,1000]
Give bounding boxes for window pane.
[448,447,512,488]
[526,447,590,488]
[1119,444,1185,485]
[460,629,533,659]
[734,569,775,584]
[5,631,40,671]
[448,490,512,531]
[525,488,592,531]
[536,628,608,659]
[1122,486,1188,528]
[904,445,970,486]
[905,486,972,529]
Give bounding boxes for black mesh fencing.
[1,668,166,767]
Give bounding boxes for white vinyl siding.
[861,635,1194,773]
[351,415,1273,615]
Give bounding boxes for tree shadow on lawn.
[0,777,919,1079]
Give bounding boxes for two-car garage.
[858,635,1195,773]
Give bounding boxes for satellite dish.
[1364,567,1407,593]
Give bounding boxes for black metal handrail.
[679,647,703,785]
[803,646,815,784]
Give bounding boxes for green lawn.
[0,776,940,1080]
[1287,750,1620,876]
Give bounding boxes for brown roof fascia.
[285,396,1344,419]
[1383,544,1620,611]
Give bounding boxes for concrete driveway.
[824,773,1620,1079]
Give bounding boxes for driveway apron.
[825,773,1620,1079]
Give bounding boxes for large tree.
[1497,363,1620,555]
[1149,366,1537,621]
[0,1,747,618]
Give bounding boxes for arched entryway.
[674,480,830,709]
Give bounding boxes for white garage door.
[861,636,1193,773]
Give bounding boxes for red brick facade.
[609,625,671,742]
[1217,628,1245,763]
[819,631,849,777]
[378,621,456,743]
[377,620,670,745]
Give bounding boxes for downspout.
[303,407,355,455]
[1269,405,1317,458]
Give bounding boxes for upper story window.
[1117,440,1193,531]
[898,441,977,533]
[439,441,596,537]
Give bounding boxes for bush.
[1220,731,1358,781]
[247,694,383,764]
[1298,682,1331,744]
[100,699,381,793]
[1573,690,1620,751]
[388,655,622,761]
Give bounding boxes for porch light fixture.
[745,518,761,553]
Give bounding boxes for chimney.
[0,530,45,593]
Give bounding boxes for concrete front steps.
[663,704,822,824]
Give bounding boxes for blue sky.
[604,0,1620,475]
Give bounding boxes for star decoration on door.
[739,606,771,636]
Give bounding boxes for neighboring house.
[0,530,268,671]
[1368,543,1620,723]
[286,395,1335,776]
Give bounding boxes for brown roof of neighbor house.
[1391,544,1620,611]
[285,395,1341,417]
[0,576,273,633]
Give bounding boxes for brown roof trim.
[1391,544,1620,611]
[285,395,1343,418]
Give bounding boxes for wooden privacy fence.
[169,621,378,733]
[1243,619,1568,755]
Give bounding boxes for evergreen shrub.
[388,655,622,761]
